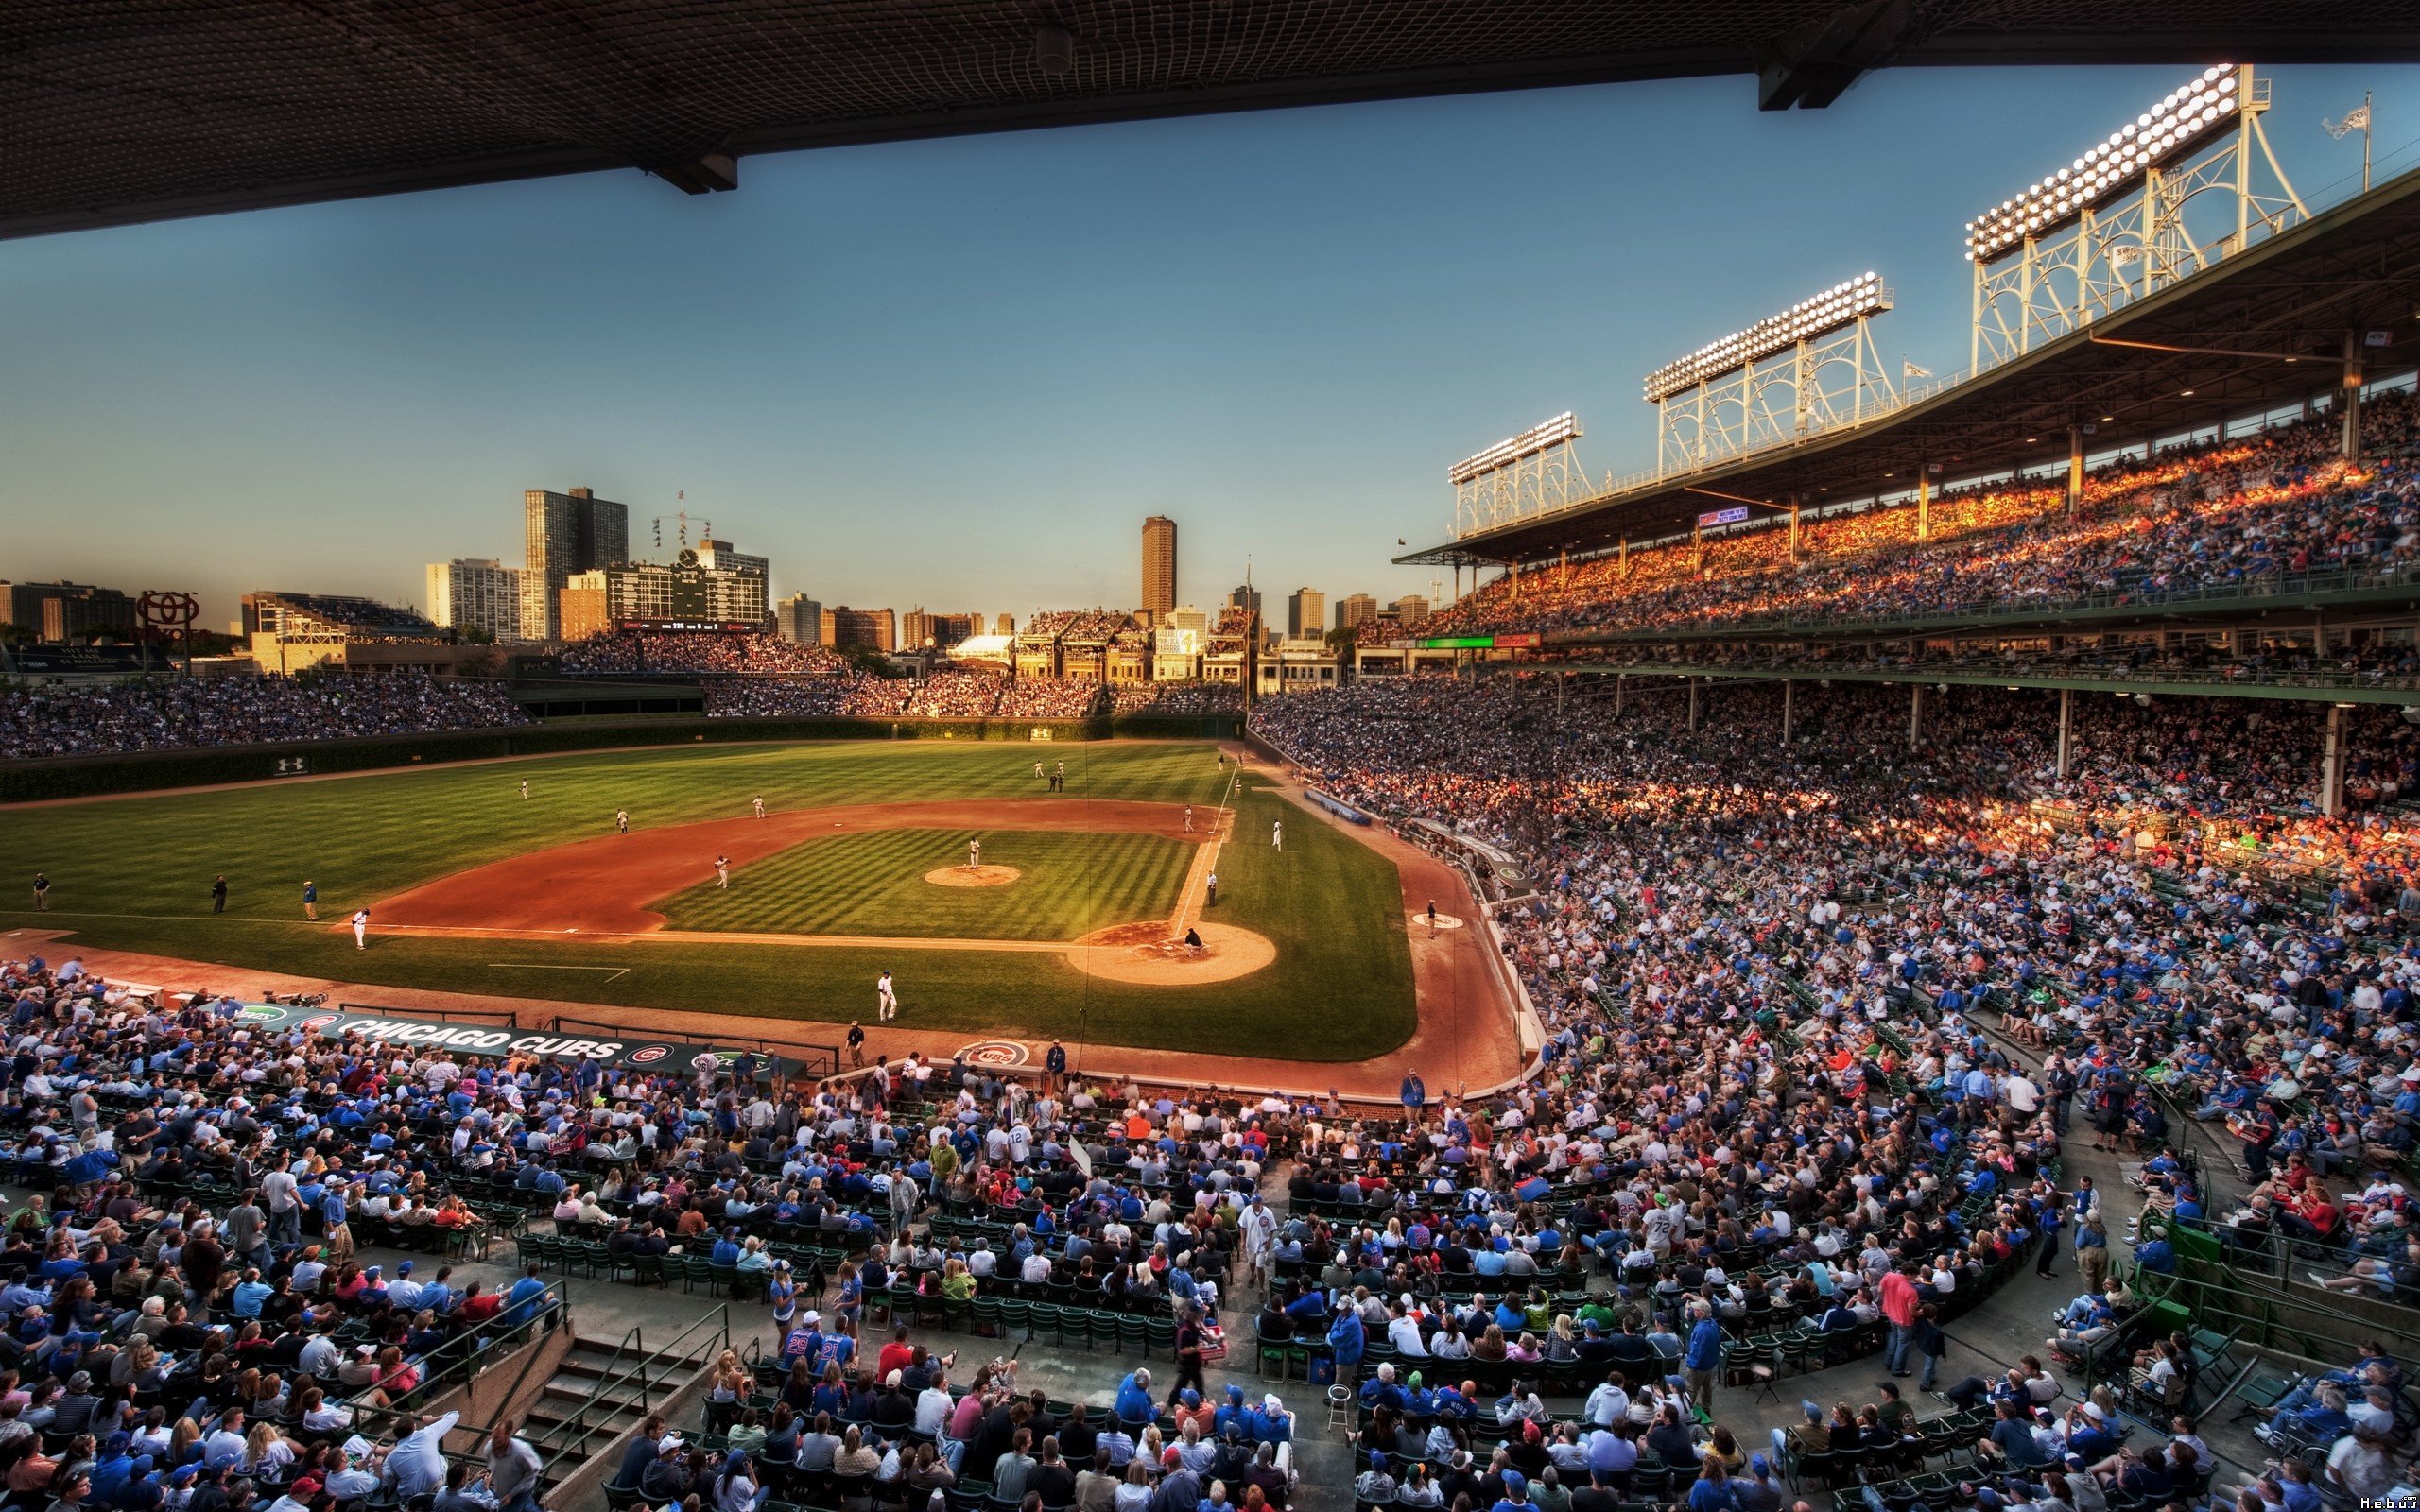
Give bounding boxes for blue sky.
[3,61,2415,631]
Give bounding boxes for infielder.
[1184,806,1193,833]
[752,795,766,819]
[519,779,528,800]
[967,838,981,870]
[876,971,898,1022]
[1272,818,1283,849]
[615,808,630,834]
[351,909,371,950]
[1033,762,1045,782]
[716,855,732,889]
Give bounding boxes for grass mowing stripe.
[0,743,1415,1060]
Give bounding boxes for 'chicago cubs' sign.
[229,1003,785,1076]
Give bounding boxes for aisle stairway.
[521,1334,714,1496]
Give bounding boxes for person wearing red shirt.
[1879,1267,1921,1377]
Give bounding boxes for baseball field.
[0,740,1421,1061]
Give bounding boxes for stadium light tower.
[1967,64,2308,369]
[1646,272,1897,479]
[1448,412,1593,536]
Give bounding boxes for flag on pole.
[1902,360,1932,380]
[2325,103,2372,138]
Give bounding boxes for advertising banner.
[228,1002,786,1075]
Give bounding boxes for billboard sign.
[1696,506,1751,528]
[227,1002,786,1075]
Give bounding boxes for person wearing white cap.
[1238,1194,1275,1286]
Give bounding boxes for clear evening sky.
[3,63,2416,630]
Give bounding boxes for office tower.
[1287,588,1324,640]
[425,558,525,642]
[1334,593,1378,631]
[1141,515,1177,616]
[522,486,630,639]
[775,593,823,644]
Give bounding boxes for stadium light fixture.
[1965,66,2238,263]
[1642,272,1890,401]
[1448,411,1582,486]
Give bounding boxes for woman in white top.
[1112,1460,1155,1512]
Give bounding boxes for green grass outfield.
[0,741,1416,1061]
[656,828,1193,941]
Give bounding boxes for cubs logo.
[628,1045,669,1066]
[301,1013,340,1032]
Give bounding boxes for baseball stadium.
[4,9,2420,1512]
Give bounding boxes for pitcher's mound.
[925,865,1021,888]
[1067,919,1276,985]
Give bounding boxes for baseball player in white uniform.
[519,779,528,800]
[351,909,371,950]
[1272,818,1283,849]
[968,838,981,870]
[876,971,898,1022]
[752,796,766,819]
[615,808,630,834]
[1184,806,1193,833]
[716,855,732,889]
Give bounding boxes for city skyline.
[5,62,2415,629]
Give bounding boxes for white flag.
[1902,360,1932,380]
[2325,103,2372,138]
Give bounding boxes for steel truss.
[1455,435,1597,536]
[1654,310,1899,478]
[1972,66,2308,370]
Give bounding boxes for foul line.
[1167,763,1243,934]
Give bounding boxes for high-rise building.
[522,487,631,640]
[1287,588,1325,640]
[1141,515,1178,616]
[774,593,823,644]
[1389,594,1431,626]
[1228,584,1261,623]
[821,606,896,653]
[1165,605,1208,636]
[1334,593,1378,631]
[425,558,525,642]
[1,581,135,644]
[994,612,1015,636]
[697,538,769,588]
[902,609,979,650]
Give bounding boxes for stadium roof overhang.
[1397,161,2420,570]
[8,4,2420,241]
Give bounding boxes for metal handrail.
[340,1286,571,1422]
[531,1301,733,1464]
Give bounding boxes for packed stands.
[0,675,527,761]
[1422,390,2420,640]
[903,671,1008,719]
[559,632,848,677]
[994,680,1105,720]
[1110,683,1244,716]
[0,968,578,1504]
[703,679,854,718]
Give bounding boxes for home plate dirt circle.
[924,865,1021,888]
[1066,920,1276,985]
[1410,911,1466,930]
